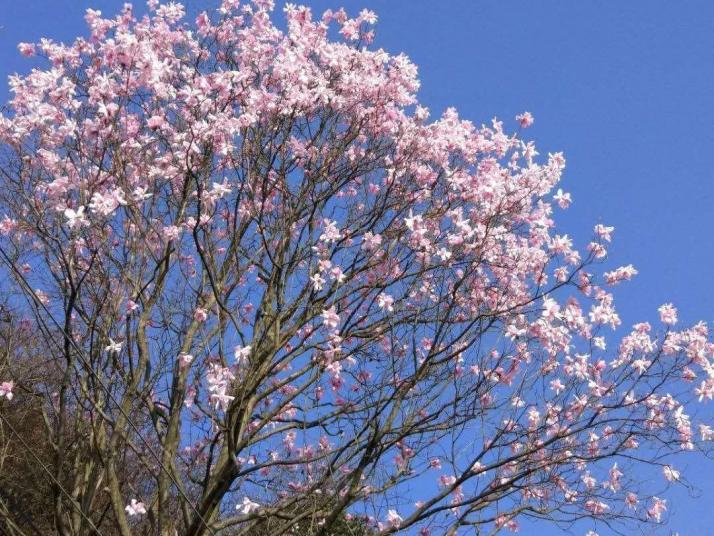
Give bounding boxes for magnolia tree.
[0,2,712,536]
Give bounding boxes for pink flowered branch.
[0,2,711,535]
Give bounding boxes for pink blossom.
[234,345,252,364]
[505,520,519,532]
[587,241,608,259]
[553,188,572,209]
[147,115,165,130]
[658,303,678,325]
[210,181,232,199]
[0,216,17,235]
[206,364,235,411]
[194,308,208,323]
[541,297,561,320]
[320,219,341,243]
[515,111,534,128]
[594,224,614,242]
[662,465,680,482]
[362,231,382,250]
[550,378,565,395]
[584,499,609,516]
[89,190,126,216]
[64,206,88,229]
[581,472,597,489]
[17,43,35,57]
[625,492,638,509]
[386,509,403,528]
[311,273,325,291]
[604,264,638,285]
[178,354,193,369]
[377,293,394,312]
[162,225,182,241]
[496,515,519,532]
[527,407,541,429]
[238,497,260,515]
[695,379,714,402]
[647,496,667,522]
[700,424,714,441]
[607,463,623,491]
[104,339,123,354]
[439,474,457,487]
[0,381,14,401]
[321,306,340,329]
[34,290,50,306]
[125,499,146,516]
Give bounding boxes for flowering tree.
[0,2,711,536]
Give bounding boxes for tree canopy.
[0,2,711,535]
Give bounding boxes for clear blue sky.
[1,1,713,534]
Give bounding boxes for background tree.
[0,2,711,535]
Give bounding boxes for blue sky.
[1,1,713,534]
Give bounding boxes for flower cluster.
[0,2,710,535]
